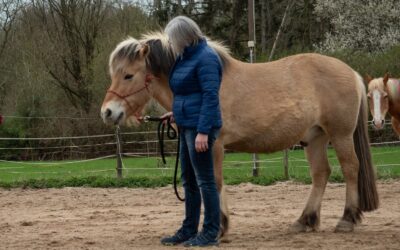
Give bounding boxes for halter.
[106,74,157,112]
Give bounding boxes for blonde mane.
[109,32,232,77]
[142,32,232,69]
[206,38,231,68]
[141,32,170,51]
[388,78,400,100]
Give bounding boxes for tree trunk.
[229,0,246,49]
[177,0,183,14]
[260,0,267,54]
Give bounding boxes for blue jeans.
[179,127,220,240]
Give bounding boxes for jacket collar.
[181,39,207,59]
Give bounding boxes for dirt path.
[1,181,399,249]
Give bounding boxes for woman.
[160,16,223,247]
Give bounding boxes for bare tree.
[229,0,245,49]
[260,0,267,54]
[0,0,22,60]
[29,0,109,113]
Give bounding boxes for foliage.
[314,0,400,52]
[0,0,399,159]
[326,45,400,78]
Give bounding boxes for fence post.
[115,125,123,179]
[248,0,259,177]
[283,149,289,179]
[252,153,259,177]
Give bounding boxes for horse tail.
[354,73,379,211]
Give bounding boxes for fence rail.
[0,119,399,178]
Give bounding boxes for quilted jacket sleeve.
[196,52,222,134]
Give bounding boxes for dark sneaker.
[161,230,194,246]
[183,233,219,247]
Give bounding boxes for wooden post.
[248,0,259,177]
[115,125,123,179]
[248,0,255,45]
[283,149,289,180]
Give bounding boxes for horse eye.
[124,74,134,80]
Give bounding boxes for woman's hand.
[161,111,174,123]
[195,133,208,152]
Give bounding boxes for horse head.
[101,34,175,126]
[365,73,390,129]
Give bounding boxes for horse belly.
[224,136,297,153]
[223,123,311,153]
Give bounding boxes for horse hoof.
[220,235,231,243]
[334,220,354,232]
[289,221,307,233]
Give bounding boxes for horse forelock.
[109,37,142,75]
[368,78,385,91]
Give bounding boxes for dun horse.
[365,73,400,137]
[101,33,379,237]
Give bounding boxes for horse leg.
[391,117,400,138]
[291,134,330,232]
[330,136,361,232]
[213,138,230,240]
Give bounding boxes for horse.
[101,32,379,238]
[365,73,400,137]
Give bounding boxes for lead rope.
[145,116,185,202]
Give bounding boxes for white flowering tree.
[314,0,400,52]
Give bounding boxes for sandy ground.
[0,181,399,250]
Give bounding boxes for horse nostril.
[382,120,385,125]
[372,120,376,126]
[105,109,112,118]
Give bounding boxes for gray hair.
[164,16,204,55]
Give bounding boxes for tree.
[28,0,109,113]
[315,0,400,52]
[0,0,21,60]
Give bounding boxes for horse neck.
[388,79,400,118]
[388,102,400,120]
[151,76,173,111]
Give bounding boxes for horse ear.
[139,44,150,58]
[383,72,390,87]
[364,74,373,84]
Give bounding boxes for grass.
[0,146,399,188]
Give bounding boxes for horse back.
[219,53,363,151]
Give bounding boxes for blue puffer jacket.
[169,39,222,134]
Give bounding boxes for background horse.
[101,33,379,238]
[365,73,400,137]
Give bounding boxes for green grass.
[0,146,399,188]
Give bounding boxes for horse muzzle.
[372,119,385,130]
[101,101,126,125]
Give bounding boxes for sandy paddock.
[0,181,399,250]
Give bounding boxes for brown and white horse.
[101,33,379,237]
[365,73,400,137]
